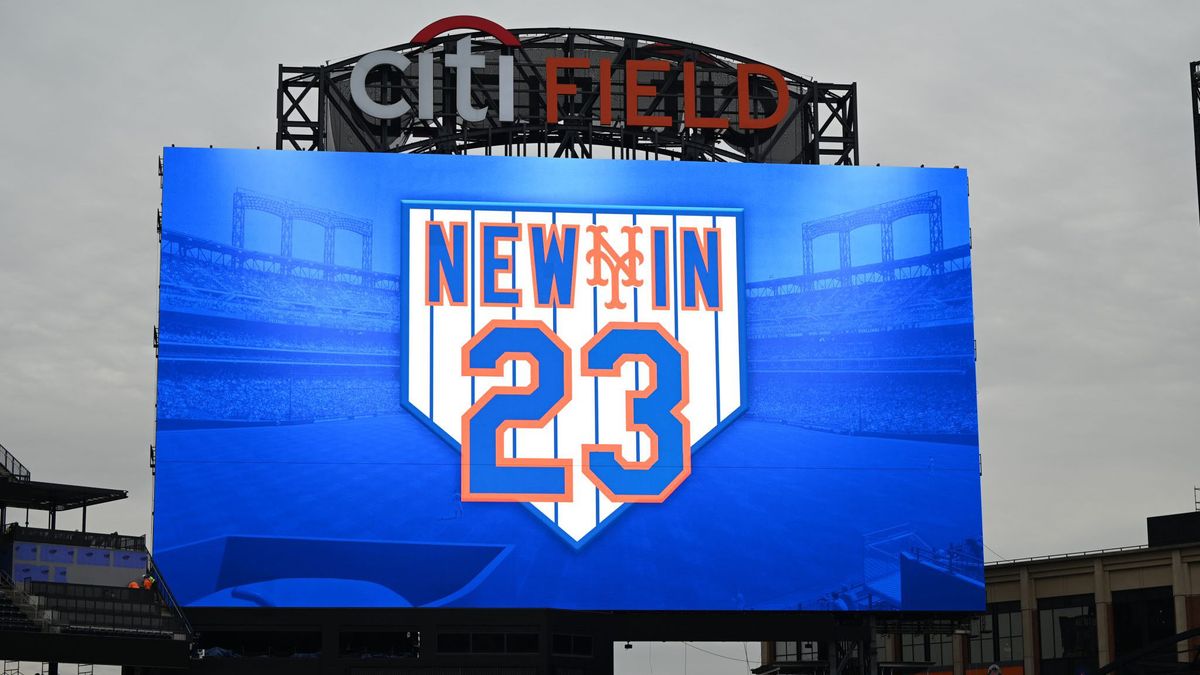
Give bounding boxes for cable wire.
[683,642,763,665]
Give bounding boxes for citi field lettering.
[350,16,790,130]
[425,220,722,312]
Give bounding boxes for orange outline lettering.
[579,322,692,504]
[460,319,574,502]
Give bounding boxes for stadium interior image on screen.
[154,148,982,612]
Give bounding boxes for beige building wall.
[985,542,1200,671]
[757,543,1200,674]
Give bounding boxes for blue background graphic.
[155,148,982,611]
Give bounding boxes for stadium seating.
[746,269,973,337]
[158,243,405,425]
[23,580,186,638]
[744,267,976,439]
[157,235,978,437]
[0,586,38,632]
[156,370,402,423]
[159,254,401,333]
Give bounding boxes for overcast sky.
[1,1,1198,673]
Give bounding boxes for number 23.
[460,319,691,504]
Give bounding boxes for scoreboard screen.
[154,148,982,611]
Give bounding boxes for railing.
[906,546,985,579]
[4,524,146,552]
[985,544,1149,566]
[0,568,50,631]
[148,555,194,641]
[0,442,30,482]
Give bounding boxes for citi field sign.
[350,15,792,130]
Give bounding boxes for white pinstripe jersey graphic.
[404,202,745,545]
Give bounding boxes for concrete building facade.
[760,513,1200,675]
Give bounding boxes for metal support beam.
[281,216,293,258]
[881,220,895,280]
[231,192,245,249]
[838,230,852,285]
[1192,61,1200,223]
[928,195,944,274]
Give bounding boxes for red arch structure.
[411,15,521,47]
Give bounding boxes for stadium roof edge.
[0,478,128,512]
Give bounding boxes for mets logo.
[402,201,746,545]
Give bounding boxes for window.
[505,633,539,654]
[996,607,1024,663]
[438,631,539,654]
[902,633,928,663]
[1039,596,1095,660]
[339,630,419,658]
[800,641,821,662]
[1113,587,1175,660]
[874,633,890,663]
[902,633,954,666]
[928,634,954,667]
[196,630,321,658]
[438,633,470,653]
[971,602,1024,665]
[552,634,593,657]
[1038,595,1097,675]
[776,641,798,662]
[970,614,995,664]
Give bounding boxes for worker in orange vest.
[142,574,156,590]
[127,580,140,589]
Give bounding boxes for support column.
[927,196,944,274]
[1173,550,1191,663]
[319,616,339,675]
[867,617,880,675]
[231,193,245,249]
[880,219,894,280]
[1020,567,1037,675]
[838,230,852,287]
[953,631,966,675]
[281,215,294,258]
[324,226,336,268]
[1093,559,1111,668]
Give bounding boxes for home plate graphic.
[402,201,747,545]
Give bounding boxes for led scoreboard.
[154,149,983,611]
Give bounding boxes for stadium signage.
[349,15,791,130]
[156,149,984,610]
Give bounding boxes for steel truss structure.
[232,190,374,271]
[802,191,944,282]
[1192,60,1200,219]
[277,28,858,165]
[745,192,965,298]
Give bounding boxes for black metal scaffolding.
[277,27,858,165]
[1192,60,1200,221]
